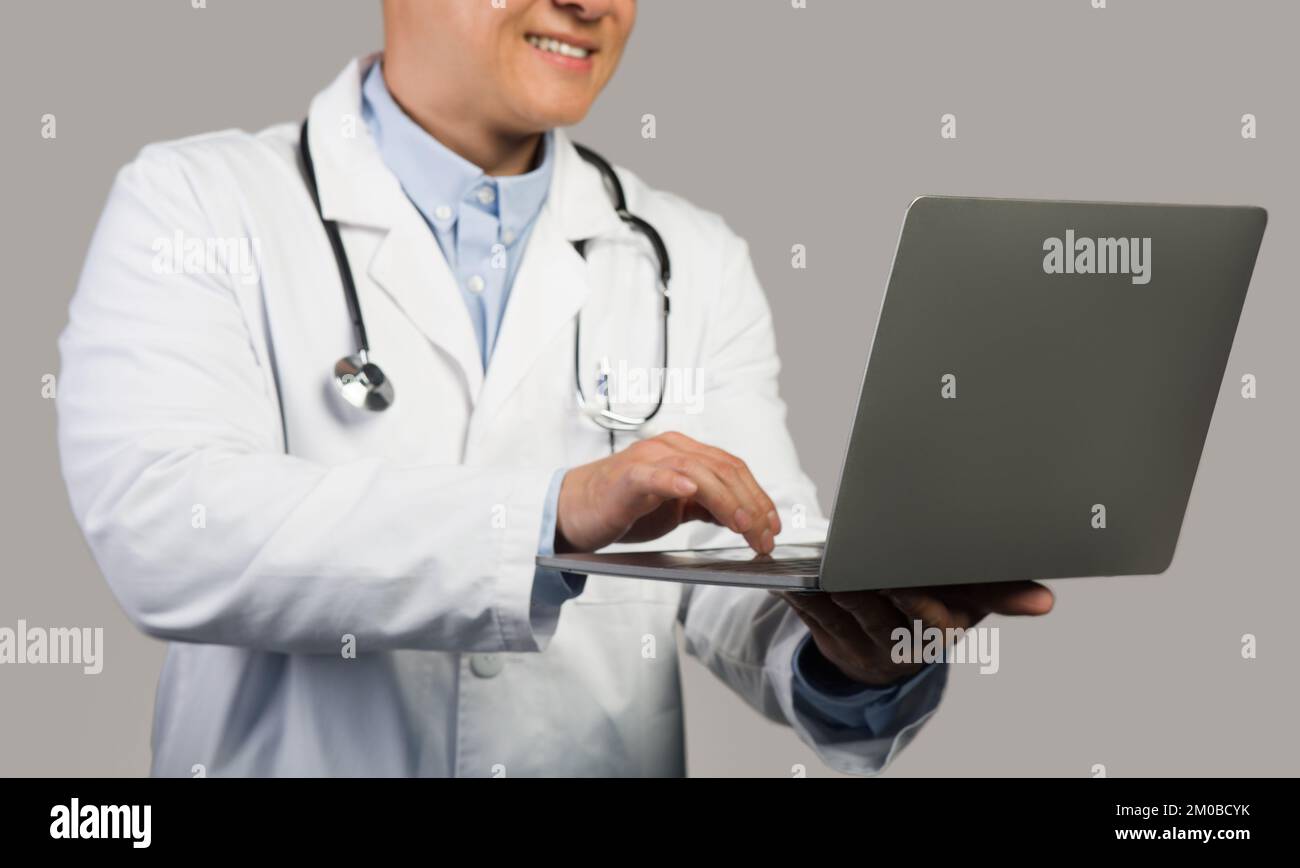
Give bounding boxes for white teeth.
[527,35,591,59]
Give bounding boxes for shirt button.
[476,186,497,206]
[502,229,517,245]
[434,205,453,222]
[467,275,486,294]
[470,654,504,679]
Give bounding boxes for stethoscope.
[299,120,671,440]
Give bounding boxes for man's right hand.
[555,432,782,555]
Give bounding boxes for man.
[57,0,1052,777]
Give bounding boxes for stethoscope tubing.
[300,120,371,355]
[300,119,672,431]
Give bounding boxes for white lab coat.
[56,57,945,777]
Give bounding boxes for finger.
[925,581,1055,617]
[660,432,781,536]
[801,618,857,672]
[624,463,698,504]
[881,589,968,632]
[778,593,820,631]
[658,434,768,538]
[718,455,780,539]
[658,454,771,553]
[803,619,840,656]
[660,452,769,553]
[700,454,775,552]
[780,593,840,641]
[779,601,849,662]
[784,593,896,677]
[689,445,780,537]
[782,591,865,643]
[829,591,910,647]
[681,501,724,526]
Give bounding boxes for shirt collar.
[361,61,554,244]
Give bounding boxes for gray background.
[2,0,1295,776]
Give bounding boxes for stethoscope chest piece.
[334,351,394,412]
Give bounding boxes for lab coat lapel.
[367,210,485,399]
[307,56,484,399]
[473,131,625,430]
[474,213,587,431]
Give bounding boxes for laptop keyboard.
[688,557,822,575]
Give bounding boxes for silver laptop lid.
[819,196,1266,592]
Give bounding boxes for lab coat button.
[470,653,504,678]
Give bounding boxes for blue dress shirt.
[363,63,553,371]
[361,62,938,734]
[363,62,585,614]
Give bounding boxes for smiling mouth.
[525,34,596,60]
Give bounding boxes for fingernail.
[734,508,753,532]
[675,477,697,495]
[761,528,774,553]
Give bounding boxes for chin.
[520,102,593,131]
[513,81,598,128]
[548,105,593,128]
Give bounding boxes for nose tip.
[554,0,617,23]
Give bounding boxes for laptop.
[537,196,1267,591]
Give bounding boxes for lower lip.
[528,41,595,73]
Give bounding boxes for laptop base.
[536,544,824,590]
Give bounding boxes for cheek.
[596,48,625,88]
[617,0,638,29]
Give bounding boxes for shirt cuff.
[791,631,942,734]
[531,469,586,633]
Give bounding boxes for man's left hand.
[777,582,1054,687]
